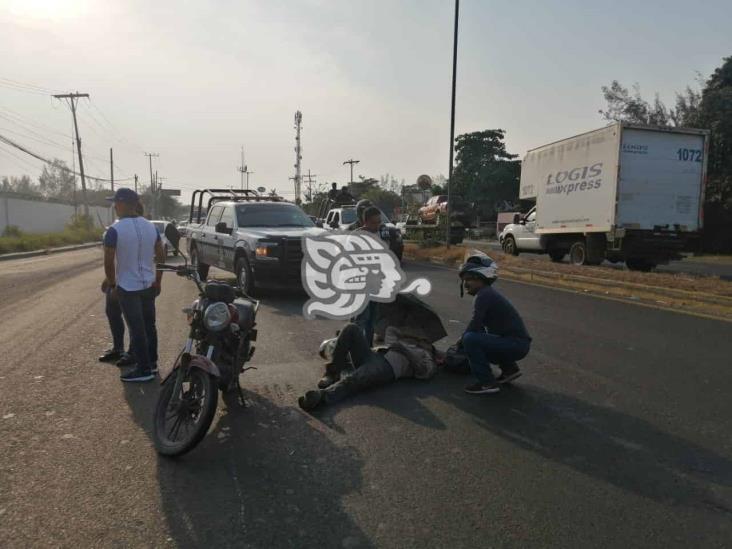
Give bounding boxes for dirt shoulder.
[404,243,732,322]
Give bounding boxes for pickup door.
[201,205,224,265]
[515,209,543,251]
[216,205,237,271]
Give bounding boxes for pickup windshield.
[340,209,357,224]
[236,204,315,228]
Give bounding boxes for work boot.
[317,362,341,389]
[298,390,323,411]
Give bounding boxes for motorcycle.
[153,225,259,457]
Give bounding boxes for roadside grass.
[404,242,732,321]
[0,216,103,255]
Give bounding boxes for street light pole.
[446,0,459,248]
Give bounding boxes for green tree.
[38,159,77,202]
[451,129,521,213]
[1,175,37,196]
[362,186,402,219]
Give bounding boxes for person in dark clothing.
[458,252,531,395]
[327,182,339,201]
[299,323,440,411]
[335,185,354,204]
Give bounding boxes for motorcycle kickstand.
[237,366,257,407]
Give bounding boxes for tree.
[38,159,77,202]
[451,129,521,215]
[1,175,37,196]
[361,186,402,219]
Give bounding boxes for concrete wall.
[1,195,115,234]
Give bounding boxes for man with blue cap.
[104,188,165,382]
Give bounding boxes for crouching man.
[298,323,440,411]
[458,253,532,395]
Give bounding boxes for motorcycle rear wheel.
[153,368,218,457]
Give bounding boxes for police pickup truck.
[187,189,325,293]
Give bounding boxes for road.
[466,239,732,280]
[1,248,731,548]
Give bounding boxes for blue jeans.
[117,286,158,372]
[105,288,126,352]
[462,332,530,384]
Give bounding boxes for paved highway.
[1,248,730,547]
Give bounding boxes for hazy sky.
[1,0,730,204]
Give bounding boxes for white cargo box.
[519,122,708,235]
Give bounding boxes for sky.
[1,0,731,206]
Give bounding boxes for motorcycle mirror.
[165,223,181,251]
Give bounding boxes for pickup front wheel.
[236,256,255,295]
[503,235,519,256]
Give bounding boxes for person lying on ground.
[298,323,442,411]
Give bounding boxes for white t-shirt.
[104,216,160,291]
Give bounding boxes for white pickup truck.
[499,122,709,271]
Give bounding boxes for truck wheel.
[503,235,519,256]
[190,245,210,280]
[235,255,255,295]
[626,258,656,272]
[569,241,588,265]
[548,250,565,262]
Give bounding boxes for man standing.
[103,188,165,382]
[458,253,531,394]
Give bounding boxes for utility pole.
[145,152,159,217]
[343,158,360,185]
[293,111,303,204]
[134,174,138,193]
[303,169,318,202]
[446,0,460,248]
[245,169,254,191]
[238,146,246,190]
[110,148,114,191]
[53,92,90,216]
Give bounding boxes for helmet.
[355,199,373,222]
[458,252,497,296]
[318,337,337,361]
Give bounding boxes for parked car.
[323,206,404,261]
[152,220,177,256]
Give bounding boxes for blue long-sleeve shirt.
[465,286,531,341]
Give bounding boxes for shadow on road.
[428,374,732,515]
[123,383,372,547]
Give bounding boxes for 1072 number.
[677,148,702,162]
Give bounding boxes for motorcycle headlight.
[203,301,231,332]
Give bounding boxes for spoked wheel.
[153,368,218,457]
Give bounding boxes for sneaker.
[497,365,522,385]
[98,349,123,363]
[464,382,500,395]
[120,368,154,382]
[116,353,136,368]
[298,390,323,411]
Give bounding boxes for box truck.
[498,122,709,270]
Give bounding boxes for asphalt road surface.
[1,248,731,548]
[466,239,732,280]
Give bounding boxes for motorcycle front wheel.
[153,368,218,457]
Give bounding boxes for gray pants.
[324,323,395,404]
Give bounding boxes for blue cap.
[107,187,139,203]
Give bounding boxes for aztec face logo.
[301,231,431,320]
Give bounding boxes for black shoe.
[120,368,154,382]
[298,390,323,411]
[464,382,500,395]
[317,363,341,389]
[116,353,136,368]
[98,349,123,363]
[497,365,522,385]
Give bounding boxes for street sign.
[161,189,181,196]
